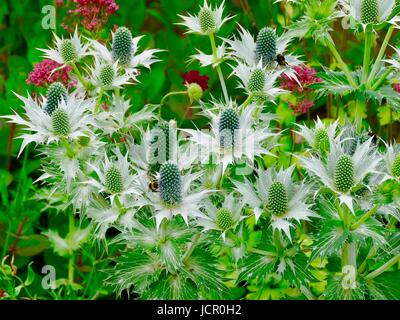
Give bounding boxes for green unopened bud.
[268,181,289,216]
[392,154,400,177]
[255,27,277,66]
[99,64,115,86]
[112,27,133,66]
[187,83,203,103]
[361,0,379,24]
[199,8,216,34]
[45,82,67,115]
[216,208,234,230]
[314,129,329,151]
[51,108,70,137]
[60,39,77,63]
[334,154,355,192]
[105,166,124,194]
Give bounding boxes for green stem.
[362,25,373,85]
[94,88,104,113]
[365,253,400,280]
[71,63,89,90]
[372,66,394,90]
[358,244,377,274]
[209,33,229,103]
[68,208,75,285]
[273,229,282,254]
[159,91,188,116]
[324,37,357,88]
[248,247,276,257]
[182,233,200,263]
[350,205,379,230]
[60,137,75,158]
[367,25,394,88]
[242,93,254,109]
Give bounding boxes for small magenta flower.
[393,83,400,93]
[26,59,74,88]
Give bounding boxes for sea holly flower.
[88,58,131,90]
[381,141,400,181]
[197,193,245,240]
[2,92,93,156]
[137,161,210,229]
[191,43,226,67]
[300,136,382,212]
[231,60,286,100]
[224,25,302,79]
[233,166,317,240]
[177,0,232,35]
[295,117,340,152]
[87,148,140,205]
[182,102,278,172]
[337,0,398,28]
[90,26,163,80]
[38,28,90,66]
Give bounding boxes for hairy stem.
[362,25,373,84]
[209,33,229,102]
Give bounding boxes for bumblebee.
[149,180,159,192]
[276,54,288,67]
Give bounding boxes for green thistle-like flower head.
[334,154,355,192]
[105,166,124,194]
[219,108,240,148]
[314,129,329,151]
[199,8,216,34]
[112,27,133,67]
[187,83,203,103]
[216,208,234,230]
[60,39,78,63]
[78,136,91,147]
[255,27,277,66]
[268,181,288,216]
[51,108,70,137]
[392,154,400,177]
[45,82,67,115]
[99,64,115,86]
[361,0,379,24]
[149,122,173,173]
[248,69,266,93]
[159,162,182,206]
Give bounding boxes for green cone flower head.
[314,129,329,151]
[99,64,115,87]
[45,82,67,115]
[392,154,400,177]
[60,39,78,63]
[112,27,133,67]
[51,107,70,137]
[216,208,234,230]
[159,162,182,206]
[255,27,277,66]
[361,0,379,24]
[199,7,217,34]
[219,108,240,148]
[334,154,355,192]
[248,68,266,93]
[149,122,174,173]
[105,166,124,194]
[268,181,289,216]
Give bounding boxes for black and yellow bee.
[275,54,288,67]
[148,180,159,192]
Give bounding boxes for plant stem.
[324,37,357,88]
[273,229,282,254]
[350,205,379,230]
[209,33,229,103]
[372,66,394,90]
[358,244,377,274]
[365,253,400,280]
[60,137,75,158]
[94,88,104,113]
[367,25,394,87]
[182,233,200,263]
[159,91,187,116]
[68,208,75,285]
[71,62,89,90]
[248,247,276,257]
[242,93,254,109]
[362,25,373,84]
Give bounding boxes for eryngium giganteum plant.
[2,0,399,300]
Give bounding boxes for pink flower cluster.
[26,59,74,88]
[393,83,400,93]
[62,0,119,33]
[280,65,322,115]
